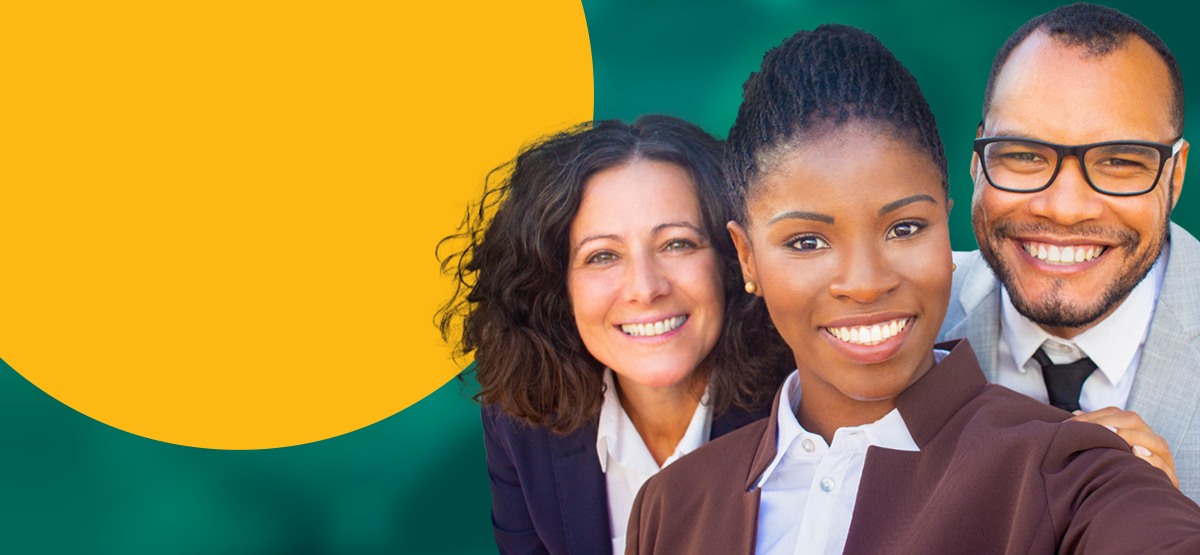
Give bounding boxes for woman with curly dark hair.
[438,115,791,555]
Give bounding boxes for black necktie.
[1031,347,1097,413]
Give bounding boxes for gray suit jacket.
[939,222,1200,500]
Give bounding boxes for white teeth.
[1023,242,1105,266]
[826,318,910,346]
[621,316,687,337]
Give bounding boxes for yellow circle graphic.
[0,1,594,449]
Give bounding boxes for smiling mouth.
[824,317,909,347]
[1020,241,1107,266]
[620,315,687,337]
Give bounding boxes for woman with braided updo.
[438,115,791,555]
[625,24,1200,555]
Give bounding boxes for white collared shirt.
[596,369,712,555]
[996,248,1167,412]
[753,353,943,555]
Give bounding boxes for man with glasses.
[940,3,1200,498]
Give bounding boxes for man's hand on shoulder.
[1071,407,1179,489]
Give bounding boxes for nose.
[623,250,670,304]
[1027,156,1104,225]
[828,243,901,304]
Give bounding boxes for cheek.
[976,187,1018,223]
[566,272,613,332]
[1114,197,1169,240]
[675,254,726,338]
[895,237,953,322]
[755,251,826,342]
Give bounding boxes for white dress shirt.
[596,369,712,555]
[996,248,1167,412]
[753,352,946,555]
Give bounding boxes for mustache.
[989,220,1140,249]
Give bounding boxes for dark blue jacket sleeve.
[482,406,552,555]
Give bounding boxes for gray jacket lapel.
[1127,223,1200,454]
[941,251,1003,382]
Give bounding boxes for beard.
[974,213,1169,330]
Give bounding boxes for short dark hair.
[438,116,790,434]
[726,24,949,223]
[982,2,1184,136]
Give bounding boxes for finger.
[1068,406,1122,423]
[1132,445,1181,489]
[1071,409,1149,432]
[1114,428,1174,463]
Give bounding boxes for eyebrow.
[653,221,705,236]
[986,129,1039,140]
[571,234,621,259]
[879,194,937,216]
[767,211,834,225]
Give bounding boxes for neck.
[613,372,706,467]
[794,350,936,445]
[795,389,894,446]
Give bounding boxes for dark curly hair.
[438,115,791,435]
[726,24,949,223]
[982,2,1184,136]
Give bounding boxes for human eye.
[985,141,1053,173]
[1000,151,1043,162]
[886,220,927,239]
[584,250,618,265]
[1095,156,1150,170]
[786,234,830,251]
[663,238,697,252]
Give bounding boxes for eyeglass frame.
[972,135,1184,197]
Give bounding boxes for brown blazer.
[627,339,1200,554]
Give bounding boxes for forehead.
[571,159,701,235]
[987,31,1175,143]
[750,125,944,223]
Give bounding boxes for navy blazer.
[482,403,768,555]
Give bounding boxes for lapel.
[548,423,611,555]
[943,255,1003,382]
[706,389,786,555]
[1127,224,1200,452]
[844,340,987,553]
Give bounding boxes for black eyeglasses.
[973,136,1183,196]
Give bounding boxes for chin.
[611,360,698,390]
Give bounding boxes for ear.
[946,198,954,215]
[1171,139,1188,209]
[726,220,760,296]
[970,123,983,183]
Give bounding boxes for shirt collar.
[1000,247,1167,386]
[595,369,712,474]
[754,367,921,489]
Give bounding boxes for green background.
[3,1,1198,553]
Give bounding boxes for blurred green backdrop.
[4,1,1198,553]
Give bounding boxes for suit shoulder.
[963,384,1069,426]
[948,384,1133,456]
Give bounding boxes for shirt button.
[801,439,815,453]
[820,477,835,492]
